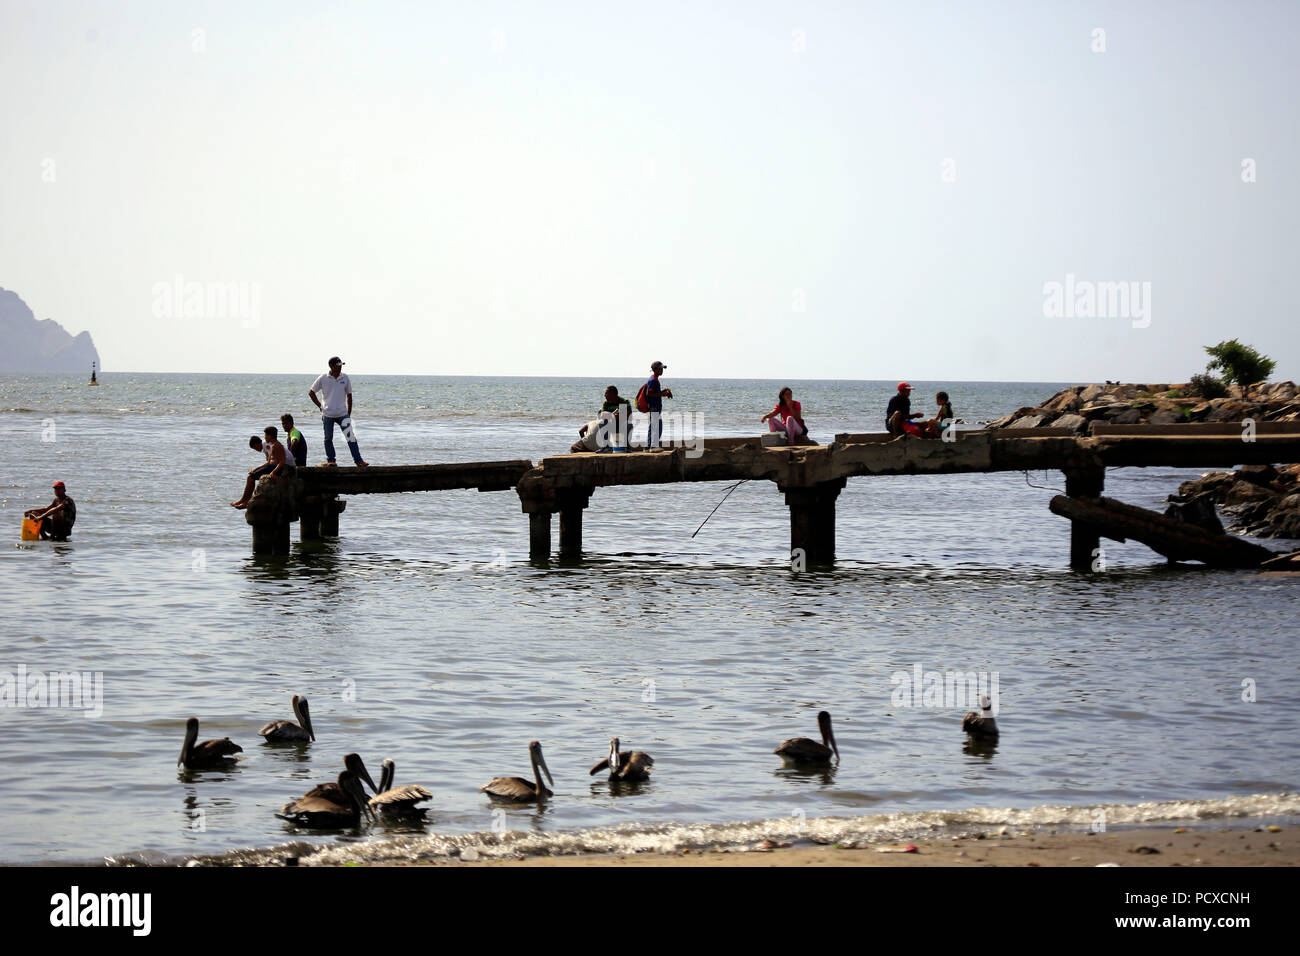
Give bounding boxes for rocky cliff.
[0,287,101,373]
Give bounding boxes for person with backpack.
[635,361,672,449]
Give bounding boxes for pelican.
[178,717,242,769]
[480,740,554,802]
[259,694,315,743]
[589,737,654,782]
[369,759,433,817]
[277,770,373,827]
[775,710,840,764]
[299,753,380,800]
[962,695,999,740]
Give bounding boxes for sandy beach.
[418,824,1297,867]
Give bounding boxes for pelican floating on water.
[589,737,654,782]
[369,759,433,817]
[178,717,242,769]
[962,695,999,740]
[775,710,839,765]
[299,753,380,801]
[259,694,316,743]
[480,740,554,802]
[278,770,373,827]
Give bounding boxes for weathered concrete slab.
[297,460,533,495]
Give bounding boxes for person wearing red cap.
[886,382,924,436]
[25,481,76,540]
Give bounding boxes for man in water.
[641,361,672,449]
[309,356,368,467]
[232,427,289,509]
[886,382,924,436]
[25,481,76,540]
[281,413,308,467]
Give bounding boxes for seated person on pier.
[761,387,811,444]
[886,381,924,437]
[919,392,956,439]
[25,480,76,540]
[231,427,289,509]
[573,385,633,452]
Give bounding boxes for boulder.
[1078,384,1105,404]
[1164,494,1226,535]
[1108,408,1143,425]
[1053,413,1088,433]
[1148,407,1188,425]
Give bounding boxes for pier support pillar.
[252,519,292,556]
[299,496,323,542]
[557,488,593,559]
[528,511,552,560]
[319,496,346,537]
[783,478,846,567]
[1063,466,1105,571]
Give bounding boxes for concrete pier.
[237,427,1300,568]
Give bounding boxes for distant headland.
[0,286,101,373]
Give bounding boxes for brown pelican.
[775,710,839,764]
[299,753,380,800]
[589,737,654,782]
[178,717,242,769]
[258,694,315,743]
[962,695,999,740]
[480,740,554,802]
[277,770,373,827]
[369,759,433,817]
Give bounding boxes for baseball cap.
[328,356,345,367]
[651,360,667,370]
[897,382,913,391]
[53,480,65,488]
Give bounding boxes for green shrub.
[1204,339,1276,386]
[1188,373,1228,399]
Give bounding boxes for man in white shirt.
[308,356,369,467]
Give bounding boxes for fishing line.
[692,479,751,538]
[1023,471,1064,494]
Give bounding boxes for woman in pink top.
[761,387,806,443]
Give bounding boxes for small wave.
[130,791,1300,867]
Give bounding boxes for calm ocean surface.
[1,373,1297,864]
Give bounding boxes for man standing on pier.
[309,357,368,467]
[640,360,672,449]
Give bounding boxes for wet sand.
[417,825,1297,867]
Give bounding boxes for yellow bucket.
[21,518,40,541]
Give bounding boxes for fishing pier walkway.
[242,424,1300,568]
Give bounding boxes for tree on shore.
[1204,339,1276,386]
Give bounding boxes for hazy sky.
[2,1,1295,381]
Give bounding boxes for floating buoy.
[88,362,98,386]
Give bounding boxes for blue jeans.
[323,415,363,464]
[645,410,663,448]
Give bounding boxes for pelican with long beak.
[277,770,373,827]
[962,695,999,741]
[259,694,315,743]
[178,717,242,769]
[589,737,654,782]
[299,753,380,801]
[775,710,840,765]
[480,740,555,802]
[369,759,433,817]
